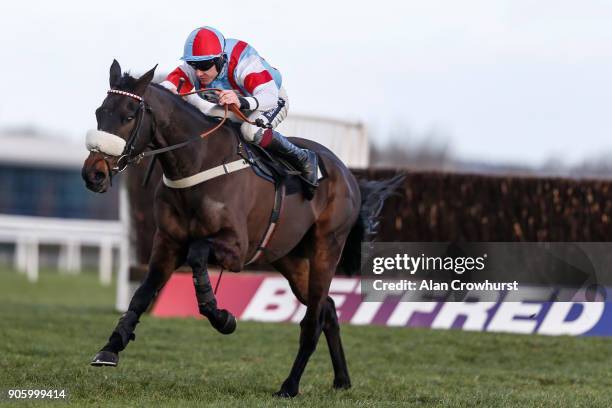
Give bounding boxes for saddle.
[231,124,326,197]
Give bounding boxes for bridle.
[106,89,150,173]
[97,85,271,177]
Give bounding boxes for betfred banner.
[152,271,612,336]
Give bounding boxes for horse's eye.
[126,116,134,121]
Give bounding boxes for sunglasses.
[187,59,216,71]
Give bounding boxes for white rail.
[0,213,127,285]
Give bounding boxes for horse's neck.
[150,87,237,180]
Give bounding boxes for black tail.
[338,173,405,276]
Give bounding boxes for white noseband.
[86,129,127,156]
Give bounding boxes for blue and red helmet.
[182,26,226,62]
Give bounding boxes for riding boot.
[260,129,319,197]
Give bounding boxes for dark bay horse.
[82,60,401,397]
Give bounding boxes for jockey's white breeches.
[241,87,289,143]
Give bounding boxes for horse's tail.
[338,173,406,276]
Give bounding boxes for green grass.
[0,268,611,407]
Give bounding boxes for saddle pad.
[240,138,327,196]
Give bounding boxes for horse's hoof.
[333,377,352,390]
[273,389,298,398]
[211,309,237,335]
[273,380,298,398]
[90,350,119,367]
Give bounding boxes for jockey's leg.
[240,88,319,197]
[259,129,319,190]
[240,87,291,143]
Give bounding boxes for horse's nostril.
[94,171,106,182]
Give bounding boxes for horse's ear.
[133,64,158,96]
[109,59,122,88]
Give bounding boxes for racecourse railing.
[0,211,128,286]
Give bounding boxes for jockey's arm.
[160,80,220,116]
[235,57,280,112]
[239,81,279,112]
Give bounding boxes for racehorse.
[82,60,402,397]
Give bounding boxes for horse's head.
[82,60,157,193]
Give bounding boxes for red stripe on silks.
[259,129,273,147]
[192,29,223,56]
[166,67,194,92]
[228,40,249,93]
[244,71,274,94]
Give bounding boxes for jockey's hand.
[216,90,240,107]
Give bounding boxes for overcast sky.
[0,0,610,166]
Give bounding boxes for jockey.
[160,26,319,192]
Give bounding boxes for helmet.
[182,26,226,62]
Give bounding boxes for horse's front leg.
[90,231,184,366]
[187,239,236,334]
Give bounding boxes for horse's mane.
[149,82,221,126]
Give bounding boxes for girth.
[245,183,285,265]
[160,134,286,267]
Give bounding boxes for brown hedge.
[127,165,612,267]
[353,169,612,242]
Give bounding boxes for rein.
[179,88,266,127]
[104,85,270,175]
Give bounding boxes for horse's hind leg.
[186,239,236,335]
[273,255,351,392]
[275,296,325,398]
[322,296,351,389]
[274,229,346,397]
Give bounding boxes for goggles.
[187,59,217,71]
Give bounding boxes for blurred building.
[277,114,369,168]
[0,129,124,282]
[0,129,119,220]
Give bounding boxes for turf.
[0,268,611,407]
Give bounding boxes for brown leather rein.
[178,87,258,126]
[105,84,266,175]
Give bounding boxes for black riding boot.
[263,130,319,196]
